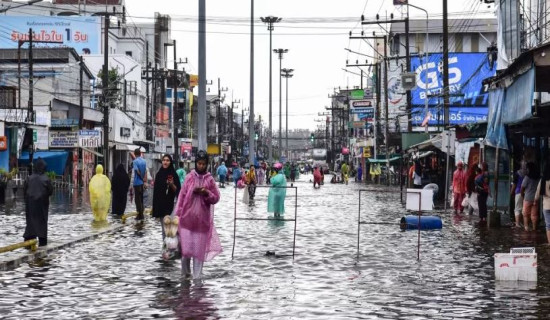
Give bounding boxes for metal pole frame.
[232,185,298,259]
[356,188,424,261]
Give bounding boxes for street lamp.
[281,68,294,160]
[260,16,282,163]
[406,3,429,133]
[273,48,288,161]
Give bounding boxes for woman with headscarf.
[23,158,53,247]
[111,163,130,216]
[246,165,257,200]
[175,150,222,279]
[89,164,111,222]
[153,155,181,237]
[452,161,467,214]
[268,162,287,217]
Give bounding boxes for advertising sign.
[410,52,495,106]
[78,129,101,148]
[49,131,78,148]
[351,100,372,108]
[411,106,488,126]
[1,16,101,54]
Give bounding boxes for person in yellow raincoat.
[89,164,112,221]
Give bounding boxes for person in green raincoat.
[268,162,287,217]
[283,163,291,179]
[89,164,112,222]
[176,163,187,185]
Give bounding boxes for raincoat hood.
[95,164,104,175]
[34,158,47,174]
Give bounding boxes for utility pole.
[198,0,207,151]
[281,68,293,160]
[349,34,388,180]
[145,42,151,140]
[28,28,34,173]
[102,16,110,174]
[217,78,228,156]
[78,55,84,186]
[274,48,288,161]
[171,40,179,163]
[261,16,281,163]
[443,0,450,127]
[248,0,255,165]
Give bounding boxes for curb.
[0,224,126,271]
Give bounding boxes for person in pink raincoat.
[452,161,467,214]
[175,150,222,279]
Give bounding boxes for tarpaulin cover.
[485,66,535,149]
[19,151,69,175]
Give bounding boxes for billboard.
[410,52,495,106]
[1,16,101,54]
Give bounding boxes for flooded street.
[2,174,550,319]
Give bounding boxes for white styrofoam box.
[406,189,433,211]
[494,247,537,282]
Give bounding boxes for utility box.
[494,247,537,282]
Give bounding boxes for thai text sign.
[49,131,78,148]
[1,16,101,54]
[78,129,101,148]
[411,106,488,126]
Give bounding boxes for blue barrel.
[400,215,442,230]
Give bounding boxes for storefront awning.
[19,151,69,175]
[367,156,402,164]
[115,143,143,152]
[81,147,103,157]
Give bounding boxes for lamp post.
[273,48,288,161]
[406,3,429,133]
[260,16,282,163]
[281,68,294,160]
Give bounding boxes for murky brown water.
[1,176,550,319]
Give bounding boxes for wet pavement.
[1,175,550,319]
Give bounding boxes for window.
[455,34,463,52]
[125,51,133,57]
[0,87,16,108]
[471,34,479,52]
[416,34,425,54]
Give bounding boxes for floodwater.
[1,175,550,319]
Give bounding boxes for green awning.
[367,156,402,164]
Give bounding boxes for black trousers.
[134,185,145,217]
[478,192,488,219]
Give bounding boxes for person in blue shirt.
[133,148,148,220]
[216,161,228,188]
[232,163,242,188]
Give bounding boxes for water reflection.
[3,175,550,318]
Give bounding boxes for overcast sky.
[127,0,495,131]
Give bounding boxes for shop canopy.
[367,156,402,164]
[19,151,69,175]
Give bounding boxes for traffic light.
[310,133,315,142]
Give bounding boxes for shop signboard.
[78,129,101,148]
[1,16,101,53]
[49,131,78,148]
[411,106,488,126]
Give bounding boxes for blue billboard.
[410,52,495,106]
[0,16,101,54]
[411,106,488,126]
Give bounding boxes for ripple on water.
[2,178,550,318]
